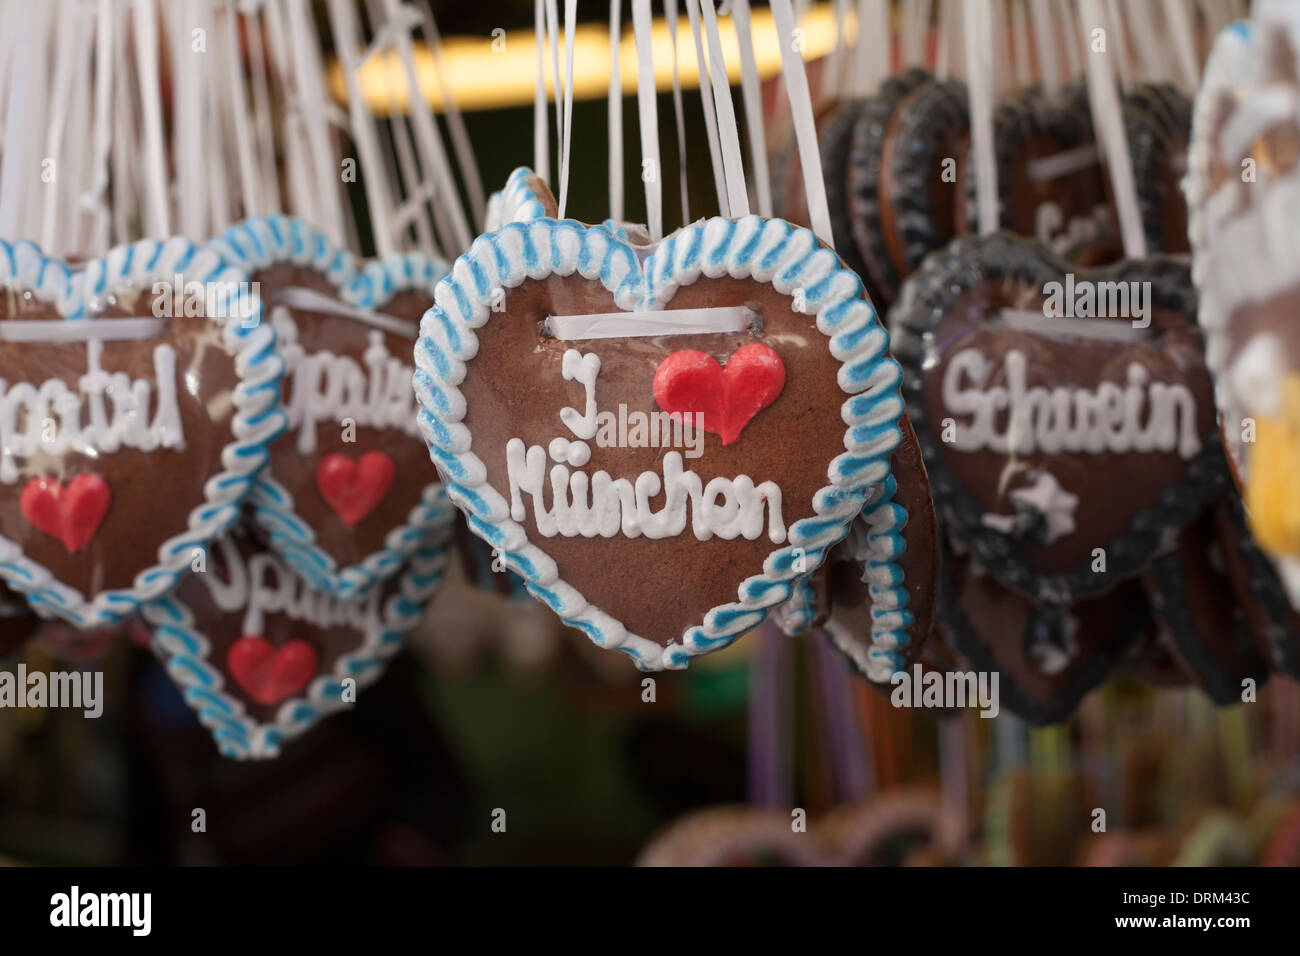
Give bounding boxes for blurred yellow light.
[334,2,846,113]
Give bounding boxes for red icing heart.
[315,451,396,527]
[653,344,786,445]
[19,475,112,554]
[227,635,319,706]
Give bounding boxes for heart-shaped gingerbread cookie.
[821,418,938,684]
[415,189,908,669]
[208,217,449,601]
[0,237,285,626]
[1187,13,1300,607]
[141,506,451,760]
[890,233,1225,602]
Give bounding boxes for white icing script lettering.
[272,306,420,454]
[203,536,383,636]
[0,339,184,484]
[941,348,1201,460]
[505,349,787,542]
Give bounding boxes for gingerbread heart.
[822,418,938,684]
[941,549,1152,724]
[0,237,285,627]
[141,506,451,760]
[1142,498,1273,704]
[207,217,450,601]
[1123,83,1192,256]
[955,84,1117,262]
[415,189,908,669]
[844,68,932,310]
[889,233,1225,603]
[1187,13,1300,608]
[636,789,960,866]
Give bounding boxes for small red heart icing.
[227,635,319,706]
[315,451,396,527]
[653,344,786,445]
[19,474,112,554]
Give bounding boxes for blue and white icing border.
[207,216,451,602]
[141,494,453,760]
[823,476,911,682]
[0,236,286,628]
[413,197,907,671]
[484,167,551,232]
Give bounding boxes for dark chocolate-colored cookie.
[1123,83,1193,255]
[821,99,875,294]
[957,84,1114,261]
[1143,500,1271,704]
[1215,494,1300,678]
[880,78,969,279]
[890,232,1227,603]
[941,548,1150,724]
[845,68,933,309]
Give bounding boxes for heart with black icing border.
[889,233,1225,603]
[0,238,284,627]
[415,180,908,670]
[141,509,451,760]
[1142,496,1278,703]
[207,217,450,601]
[940,548,1152,724]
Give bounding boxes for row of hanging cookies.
[0,0,528,758]
[762,0,1300,723]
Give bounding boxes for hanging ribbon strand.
[1078,0,1146,259]
[556,0,577,221]
[685,0,729,216]
[699,0,750,219]
[533,0,549,181]
[664,0,691,226]
[770,0,833,247]
[609,0,624,223]
[965,0,999,237]
[632,0,662,239]
[733,0,773,218]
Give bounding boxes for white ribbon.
[557,0,577,221]
[665,0,691,225]
[609,0,624,224]
[274,286,419,339]
[734,0,773,218]
[0,318,167,343]
[546,305,757,341]
[632,0,662,238]
[771,0,833,247]
[1079,0,1146,259]
[685,0,729,216]
[700,0,749,219]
